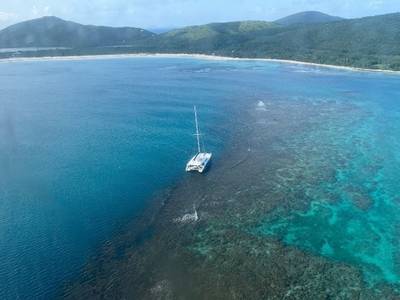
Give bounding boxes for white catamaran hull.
[186,105,212,173]
[186,152,212,173]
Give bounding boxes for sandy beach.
[1,52,400,75]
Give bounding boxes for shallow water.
[1,57,400,298]
[242,71,400,287]
[255,90,400,286]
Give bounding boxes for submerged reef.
[64,97,400,299]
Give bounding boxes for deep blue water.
[0,57,242,299]
[1,57,400,298]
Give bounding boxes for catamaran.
[186,106,212,173]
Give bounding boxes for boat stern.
[186,152,212,173]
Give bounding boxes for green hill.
[1,12,400,71]
[0,16,155,48]
[156,21,278,52]
[153,13,400,70]
[276,11,343,26]
[234,13,400,69]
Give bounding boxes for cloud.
[44,6,51,14]
[368,0,384,9]
[32,5,39,16]
[31,5,52,17]
[1,0,400,30]
[0,11,17,22]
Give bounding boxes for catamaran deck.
[186,105,212,173]
[186,152,212,173]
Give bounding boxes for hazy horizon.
[1,0,400,30]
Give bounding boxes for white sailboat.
[185,106,212,173]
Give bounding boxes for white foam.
[256,100,268,111]
[257,100,266,107]
[173,206,199,224]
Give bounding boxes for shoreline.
[1,52,400,75]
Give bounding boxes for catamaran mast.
[194,106,201,153]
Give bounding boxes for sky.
[0,0,400,30]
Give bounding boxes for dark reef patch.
[64,97,400,299]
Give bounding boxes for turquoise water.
[1,57,400,298]
[254,68,400,287]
